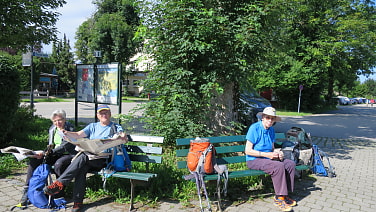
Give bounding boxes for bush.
[0,56,21,147]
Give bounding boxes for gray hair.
[50,109,66,121]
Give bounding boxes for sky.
[42,0,96,53]
[359,72,376,83]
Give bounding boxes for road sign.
[299,84,304,91]
[33,52,49,57]
[22,52,32,66]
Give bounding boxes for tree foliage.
[250,0,376,111]
[138,0,265,143]
[75,0,141,66]
[0,0,66,50]
[0,55,21,146]
[50,35,75,90]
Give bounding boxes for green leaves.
[75,0,141,66]
[0,0,66,50]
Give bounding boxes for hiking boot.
[285,196,297,207]
[20,187,28,206]
[273,196,292,212]
[43,181,64,195]
[71,202,83,212]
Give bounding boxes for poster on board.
[96,63,120,105]
[76,65,95,103]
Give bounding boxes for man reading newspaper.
[43,105,128,212]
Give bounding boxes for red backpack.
[187,138,215,174]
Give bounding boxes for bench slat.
[129,155,162,163]
[185,169,267,182]
[176,135,246,146]
[99,172,157,181]
[125,145,162,154]
[177,155,246,169]
[176,145,246,157]
[129,135,164,144]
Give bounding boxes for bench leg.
[129,179,135,211]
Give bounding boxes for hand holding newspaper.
[1,146,43,161]
[58,130,126,155]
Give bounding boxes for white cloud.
[43,0,96,53]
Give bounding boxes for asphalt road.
[274,104,376,139]
[22,99,144,124]
[28,100,376,139]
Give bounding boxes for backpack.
[27,164,67,209]
[187,138,216,174]
[100,123,132,191]
[185,137,228,212]
[286,127,313,150]
[311,145,336,178]
[106,144,132,173]
[281,140,300,164]
[285,127,314,165]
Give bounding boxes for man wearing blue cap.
[43,104,128,212]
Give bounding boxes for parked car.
[336,96,351,105]
[349,98,357,104]
[238,89,272,126]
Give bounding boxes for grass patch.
[278,105,338,116]
[122,96,149,102]
[20,97,71,102]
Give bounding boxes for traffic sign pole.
[298,85,303,113]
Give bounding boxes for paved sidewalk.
[1,136,375,212]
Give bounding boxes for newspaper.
[58,131,126,155]
[0,146,43,161]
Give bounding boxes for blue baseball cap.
[97,104,110,113]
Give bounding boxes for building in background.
[124,52,155,96]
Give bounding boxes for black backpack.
[283,127,314,166]
[286,127,313,150]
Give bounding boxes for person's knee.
[274,162,285,172]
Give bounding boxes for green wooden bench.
[97,134,164,211]
[176,133,310,210]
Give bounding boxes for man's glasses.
[264,116,275,121]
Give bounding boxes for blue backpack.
[101,144,132,190]
[27,164,67,209]
[311,145,336,178]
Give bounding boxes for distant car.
[336,96,351,105]
[238,91,272,126]
[349,98,357,104]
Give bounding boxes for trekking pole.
[200,173,211,212]
[193,172,204,212]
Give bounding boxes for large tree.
[75,0,141,65]
[0,0,66,50]
[249,0,376,111]
[139,0,264,143]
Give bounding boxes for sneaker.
[20,187,28,206]
[71,202,83,212]
[273,196,292,212]
[285,196,297,207]
[43,181,64,195]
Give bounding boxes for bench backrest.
[176,133,287,170]
[125,135,164,171]
[176,135,246,170]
